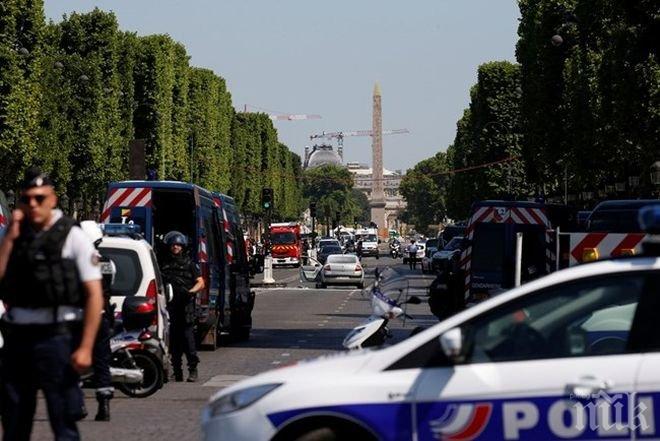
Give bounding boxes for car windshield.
[358,235,377,242]
[587,209,645,233]
[426,239,439,249]
[444,237,463,251]
[272,232,296,244]
[327,255,357,264]
[99,247,143,297]
[321,246,342,253]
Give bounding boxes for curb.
[250,282,288,288]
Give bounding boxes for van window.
[471,223,506,273]
[100,248,143,296]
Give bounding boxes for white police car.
[202,221,660,440]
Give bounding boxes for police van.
[101,181,254,347]
[201,207,660,441]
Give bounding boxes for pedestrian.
[356,238,363,260]
[407,239,419,270]
[160,231,204,382]
[0,167,104,441]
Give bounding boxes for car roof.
[592,199,660,211]
[327,254,357,261]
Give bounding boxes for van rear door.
[101,186,153,241]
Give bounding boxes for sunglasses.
[19,194,48,205]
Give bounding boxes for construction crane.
[309,129,410,158]
[309,129,410,147]
[242,104,321,122]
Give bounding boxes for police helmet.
[164,231,188,247]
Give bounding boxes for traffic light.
[309,202,317,218]
[261,188,273,210]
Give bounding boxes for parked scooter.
[82,295,168,398]
[343,270,421,350]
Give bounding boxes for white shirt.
[408,244,419,253]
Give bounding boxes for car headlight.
[208,383,281,417]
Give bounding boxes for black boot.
[173,369,184,382]
[187,367,198,383]
[94,394,112,421]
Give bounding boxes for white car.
[320,254,364,289]
[202,254,660,440]
[82,222,171,345]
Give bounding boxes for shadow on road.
[232,328,350,351]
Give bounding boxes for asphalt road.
[26,254,437,441]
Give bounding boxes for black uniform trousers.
[1,323,84,441]
[92,314,113,396]
[169,318,198,373]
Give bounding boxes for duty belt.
[4,305,83,325]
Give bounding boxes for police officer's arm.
[71,280,103,372]
[69,228,104,373]
[0,210,24,280]
[188,262,205,294]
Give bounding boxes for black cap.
[20,167,54,190]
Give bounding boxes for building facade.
[346,162,406,231]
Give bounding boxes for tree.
[0,0,44,191]
[303,164,361,224]
[399,152,449,233]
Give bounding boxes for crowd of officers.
[0,168,204,441]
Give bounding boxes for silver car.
[320,254,364,289]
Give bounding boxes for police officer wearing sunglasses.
[0,167,103,441]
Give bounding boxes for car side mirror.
[165,284,174,303]
[439,328,463,362]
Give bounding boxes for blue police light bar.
[101,223,142,237]
[638,205,660,234]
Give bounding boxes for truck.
[269,222,302,267]
[459,199,660,301]
[101,181,254,347]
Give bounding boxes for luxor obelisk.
[370,83,386,234]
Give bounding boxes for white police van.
[202,207,660,440]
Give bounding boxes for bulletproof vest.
[161,254,195,294]
[161,254,196,322]
[0,216,83,308]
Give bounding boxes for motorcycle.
[343,269,421,350]
[389,242,401,259]
[82,296,168,398]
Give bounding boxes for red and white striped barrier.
[101,187,152,223]
[568,232,646,266]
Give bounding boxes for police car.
[201,210,660,441]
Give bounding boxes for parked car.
[432,236,465,273]
[318,245,343,264]
[421,238,441,273]
[319,254,364,289]
[82,222,171,348]
[403,241,426,264]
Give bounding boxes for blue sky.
[44,1,521,172]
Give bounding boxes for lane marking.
[272,360,282,365]
[281,353,290,357]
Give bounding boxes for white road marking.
[203,374,250,388]
[281,353,290,357]
[271,360,282,365]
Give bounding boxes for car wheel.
[293,428,338,441]
[356,283,364,289]
[320,283,327,289]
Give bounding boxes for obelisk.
[370,83,386,234]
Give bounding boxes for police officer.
[91,254,116,421]
[160,231,204,382]
[0,167,103,441]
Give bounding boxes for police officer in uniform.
[0,168,103,441]
[160,231,204,382]
[91,254,116,421]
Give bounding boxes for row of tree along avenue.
[401,0,658,231]
[0,3,304,220]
